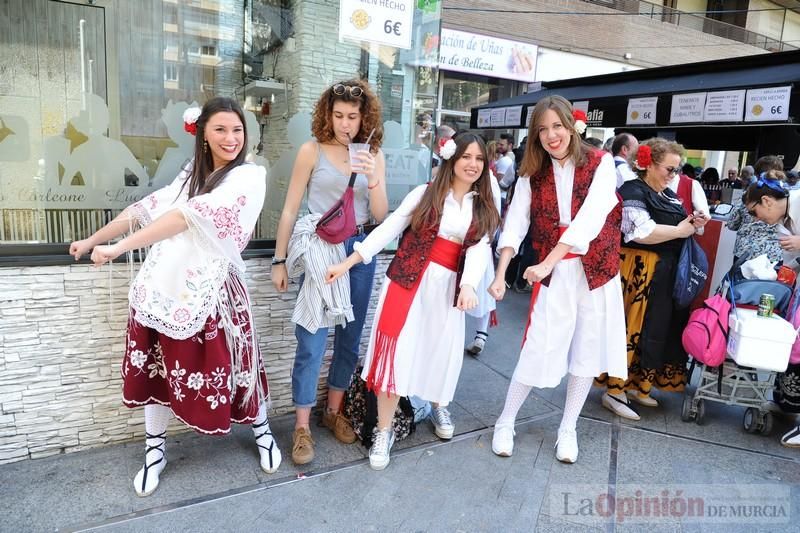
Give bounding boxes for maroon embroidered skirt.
[121,309,269,435]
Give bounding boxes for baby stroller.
[681,273,795,435]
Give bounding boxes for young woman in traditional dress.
[325,133,501,469]
[69,97,281,496]
[271,80,388,465]
[488,95,628,464]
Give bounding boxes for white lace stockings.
[496,380,533,428]
[559,375,593,433]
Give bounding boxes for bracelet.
[271,257,286,265]
[367,179,380,190]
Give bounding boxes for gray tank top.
[307,142,370,225]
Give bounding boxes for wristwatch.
[271,257,286,265]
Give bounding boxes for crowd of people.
[69,81,800,495]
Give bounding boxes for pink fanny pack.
[316,171,357,244]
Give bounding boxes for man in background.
[611,133,638,188]
[496,133,516,195]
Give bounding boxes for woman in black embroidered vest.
[326,133,500,470]
[488,95,628,464]
[596,138,706,420]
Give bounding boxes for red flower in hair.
[634,145,652,170]
[572,109,587,135]
[184,122,198,136]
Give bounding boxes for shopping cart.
[681,276,795,435]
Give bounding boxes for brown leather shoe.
[322,409,357,444]
[291,427,315,465]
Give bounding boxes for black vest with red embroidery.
[529,149,622,289]
[386,211,481,305]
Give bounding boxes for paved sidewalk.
[2,291,799,532]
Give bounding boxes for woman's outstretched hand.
[69,239,94,261]
[325,262,350,284]
[457,285,478,311]
[523,262,553,284]
[90,244,123,267]
[488,277,506,301]
[271,264,288,292]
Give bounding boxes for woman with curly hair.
[272,79,388,465]
[325,133,500,469]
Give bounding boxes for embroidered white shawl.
[129,162,266,340]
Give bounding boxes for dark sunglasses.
[659,164,680,176]
[746,200,761,217]
[332,84,363,97]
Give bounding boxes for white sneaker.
[430,406,455,440]
[602,392,641,421]
[133,432,167,497]
[555,428,578,464]
[465,335,487,356]
[253,420,282,474]
[781,426,800,448]
[369,427,395,470]
[492,424,515,457]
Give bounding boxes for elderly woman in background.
[596,138,707,420]
[741,170,800,448]
[726,156,785,265]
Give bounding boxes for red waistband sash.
[366,237,461,395]
[521,226,579,347]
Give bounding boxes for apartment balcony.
[582,0,798,51]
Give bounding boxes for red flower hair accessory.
[572,109,587,135]
[634,145,652,170]
[183,107,201,136]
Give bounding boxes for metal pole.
[79,19,86,109]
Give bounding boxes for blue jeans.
[292,234,377,407]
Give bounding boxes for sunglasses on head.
[332,84,363,97]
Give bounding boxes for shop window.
[0,0,442,253]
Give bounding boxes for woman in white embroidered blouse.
[69,98,281,497]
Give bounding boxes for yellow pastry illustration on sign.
[631,111,639,120]
[350,9,370,30]
[752,104,763,116]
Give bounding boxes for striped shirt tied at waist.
[287,213,354,333]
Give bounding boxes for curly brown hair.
[310,79,384,151]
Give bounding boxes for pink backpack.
[785,288,800,364]
[682,293,731,367]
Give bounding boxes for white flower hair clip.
[572,109,587,135]
[439,139,457,160]
[183,107,202,136]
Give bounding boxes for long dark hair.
[410,132,500,239]
[182,97,248,199]
[520,95,589,178]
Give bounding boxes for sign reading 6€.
[339,0,414,50]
